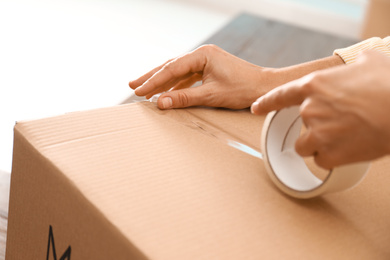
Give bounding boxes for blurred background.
[0,0,379,174]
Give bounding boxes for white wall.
[0,0,231,174]
[175,0,368,39]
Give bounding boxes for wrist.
[257,67,280,93]
[266,55,345,90]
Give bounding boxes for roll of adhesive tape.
[261,106,370,199]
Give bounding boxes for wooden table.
[0,13,356,259]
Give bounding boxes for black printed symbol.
[46,225,71,260]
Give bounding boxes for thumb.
[157,87,209,109]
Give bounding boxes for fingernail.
[251,101,259,114]
[161,97,173,109]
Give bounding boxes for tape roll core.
[261,106,370,199]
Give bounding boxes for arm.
[129,44,344,110]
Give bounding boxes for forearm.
[262,37,390,91]
[262,55,345,91]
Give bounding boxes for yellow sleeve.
[333,36,390,64]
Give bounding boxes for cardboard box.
[6,102,390,259]
[361,0,390,39]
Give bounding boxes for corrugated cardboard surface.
[6,102,390,259]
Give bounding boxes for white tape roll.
[261,106,370,199]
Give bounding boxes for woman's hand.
[252,51,390,169]
[129,45,273,110]
[129,44,344,110]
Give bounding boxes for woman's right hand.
[251,50,390,169]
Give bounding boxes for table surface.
[0,13,356,259]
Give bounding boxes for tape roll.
[261,106,370,199]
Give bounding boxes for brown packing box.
[361,0,390,39]
[5,102,390,259]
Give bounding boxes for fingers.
[171,73,202,91]
[143,75,191,99]
[295,131,335,169]
[156,85,212,109]
[251,75,314,115]
[295,129,317,157]
[144,73,202,100]
[128,59,173,90]
[133,48,208,97]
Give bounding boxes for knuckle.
[176,92,190,107]
[162,60,179,78]
[162,60,173,70]
[299,98,315,121]
[357,50,381,64]
[300,72,323,95]
[358,50,373,60]
[294,139,305,156]
[299,100,310,118]
[299,84,313,98]
[197,44,219,54]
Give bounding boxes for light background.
[0,0,367,174]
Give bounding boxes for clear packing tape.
[143,99,263,160]
[138,95,370,199]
